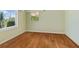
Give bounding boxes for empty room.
[0,10,79,48]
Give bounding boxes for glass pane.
[0,10,16,28]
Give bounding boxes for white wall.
[65,10,79,45]
[0,10,27,44]
[26,10,65,34]
[0,10,79,45]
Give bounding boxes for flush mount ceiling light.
[30,12,36,16]
[30,11,39,16]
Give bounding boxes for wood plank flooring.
[0,32,78,48]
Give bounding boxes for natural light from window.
[0,10,18,31]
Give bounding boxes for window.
[0,10,17,31]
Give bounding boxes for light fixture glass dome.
[30,11,39,16]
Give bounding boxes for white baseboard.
[65,33,79,45]
[26,30,65,34]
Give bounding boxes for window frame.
[0,10,18,31]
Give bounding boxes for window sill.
[0,26,17,32]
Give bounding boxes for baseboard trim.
[65,34,79,47]
[26,30,64,34]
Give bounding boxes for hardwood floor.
[0,32,78,48]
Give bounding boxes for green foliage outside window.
[0,12,4,28]
[0,12,4,21]
[7,21,15,27]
